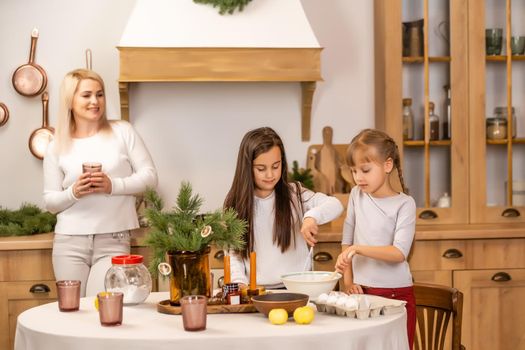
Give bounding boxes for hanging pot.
[164,246,212,305]
[0,103,8,127]
[28,92,54,160]
[12,28,48,97]
[85,48,92,70]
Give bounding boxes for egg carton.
[312,292,406,319]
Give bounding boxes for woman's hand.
[335,246,357,272]
[89,172,112,194]
[346,283,364,294]
[300,217,318,247]
[72,172,93,198]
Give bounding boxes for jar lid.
[494,106,515,114]
[402,98,412,106]
[111,254,143,264]
[486,117,507,125]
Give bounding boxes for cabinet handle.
[29,283,51,294]
[442,248,463,259]
[501,208,520,218]
[491,272,512,282]
[214,250,225,260]
[313,252,333,262]
[419,210,438,220]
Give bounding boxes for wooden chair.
[414,283,465,350]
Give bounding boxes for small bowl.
[281,271,342,300]
[251,292,309,317]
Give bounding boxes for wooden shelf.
[403,140,452,147]
[486,137,525,145]
[486,55,525,61]
[402,56,451,63]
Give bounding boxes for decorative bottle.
[429,102,439,141]
[442,85,451,139]
[402,98,415,140]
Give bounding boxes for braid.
[390,140,406,194]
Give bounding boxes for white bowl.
[281,271,342,300]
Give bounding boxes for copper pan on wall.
[12,28,48,97]
[28,92,54,160]
[0,103,8,127]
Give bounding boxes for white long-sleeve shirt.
[43,121,158,235]
[342,186,416,288]
[230,188,344,288]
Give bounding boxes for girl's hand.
[346,283,364,294]
[89,172,112,194]
[300,217,318,247]
[72,172,93,198]
[335,247,357,272]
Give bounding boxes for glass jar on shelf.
[402,98,415,141]
[494,106,517,138]
[104,254,152,305]
[486,117,507,140]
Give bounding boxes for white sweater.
[43,121,158,235]
[230,189,344,288]
[342,187,416,288]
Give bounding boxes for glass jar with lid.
[494,106,517,138]
[486,117,507,140]
[105,254,152,305]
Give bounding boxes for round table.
[15,292,409,350]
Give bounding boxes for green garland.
[0,203,56,237]
[193,0,253,15]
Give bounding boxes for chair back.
[414,283,464,350]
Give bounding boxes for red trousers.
[362,286,416,350]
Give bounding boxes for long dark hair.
[346,129,407,194]
[224,127,303,258]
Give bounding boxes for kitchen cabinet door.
[468,0,525,223]
[454,268,525,350]
[374,0,470,225]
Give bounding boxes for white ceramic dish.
[281,271,342,300]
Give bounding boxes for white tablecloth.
[15,292,409,350]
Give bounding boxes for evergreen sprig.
[288,160,314,190]
[0,203,56,237]
[193,0,253,15]
[144,182,246,276]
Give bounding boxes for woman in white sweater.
[224,127,343,289]
[43,69,157,296]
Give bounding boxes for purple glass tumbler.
[56,280,80,312]
[180,295,207,331]
[97,292,123,326]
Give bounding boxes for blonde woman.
[43,69,157,297]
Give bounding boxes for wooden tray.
[157,300,258,315]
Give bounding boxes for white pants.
[52,231,131,297]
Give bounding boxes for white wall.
[0,0,374,212]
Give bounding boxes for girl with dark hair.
[224,127,343,288]
[335,128,416,349]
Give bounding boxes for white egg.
[317,293,329,304]
[327,294,339,306]
[336,296,348,308]
[344,297,359,311]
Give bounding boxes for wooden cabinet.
[409,235,525,350]
[468,0,525,224]
[0,249,56,350]
[375,0,525,225]
[374,0,469,225]
[454,269,525,350]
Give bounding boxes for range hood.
[117,0,322,141]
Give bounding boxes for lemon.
[293,306,315,325]
[268,308,288,325]
[94,292,109,310]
